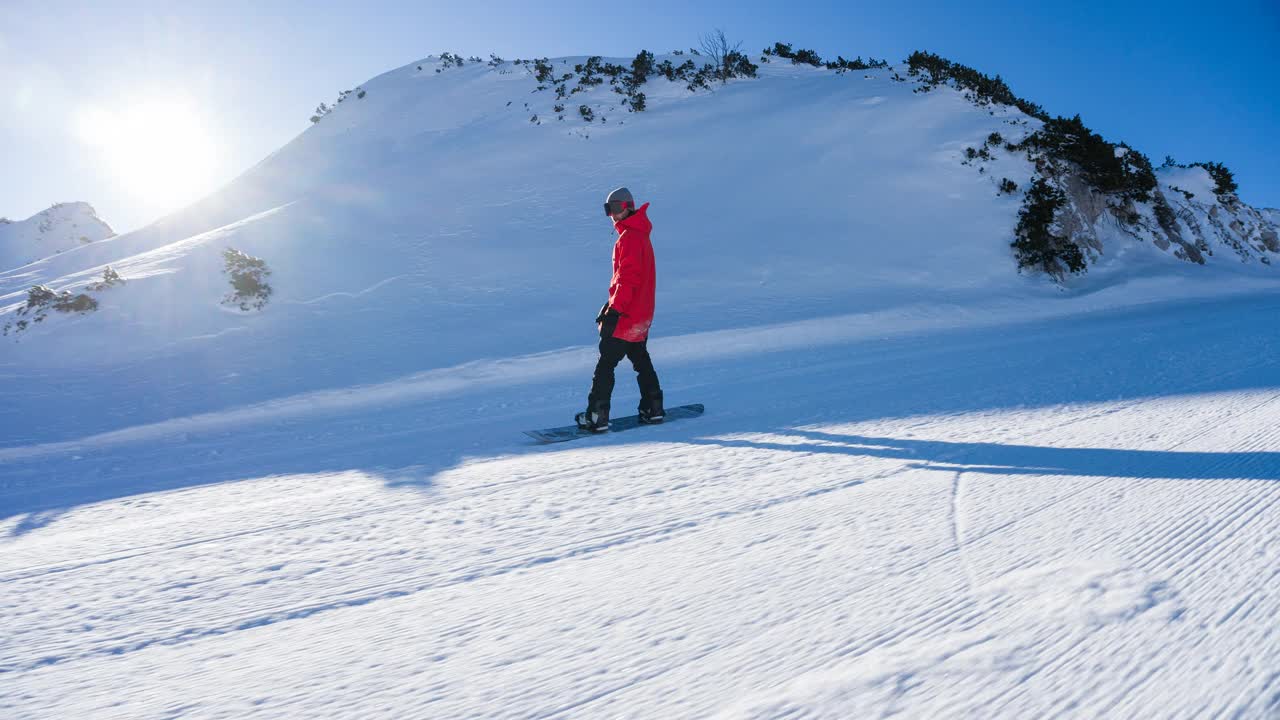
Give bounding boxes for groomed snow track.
[3,292,1279,718]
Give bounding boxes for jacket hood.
[614,202,651,235]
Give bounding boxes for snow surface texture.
[0,202,114,272]
[4,293,1279,718]
[1,53,1279,717]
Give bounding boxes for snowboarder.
[575,187,664,433]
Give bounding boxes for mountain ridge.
[1,47,1277,439]
[0,201,115,271]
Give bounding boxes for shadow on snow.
[4,291,1280,536]
[689,429,1280,483]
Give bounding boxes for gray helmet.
[604,187,635,215]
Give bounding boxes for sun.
[75,98,218,216]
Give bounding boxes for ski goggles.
[604,200,634,216]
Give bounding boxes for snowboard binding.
[575,409,610,433]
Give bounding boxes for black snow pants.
[587,336,662,414]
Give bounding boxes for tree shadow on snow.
[7,291,1280,535]
[687,429,1280,483]
[0,411,471,538]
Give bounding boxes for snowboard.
[525,403,704,444]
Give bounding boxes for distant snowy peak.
[0,202,115,271]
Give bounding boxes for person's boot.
[575,407,610,433]
[639,392,664,424]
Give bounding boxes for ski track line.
[391,389,1279,716]
[1216,565,1280,627]
[8,326,1278,708]
[0,295,1209,486]
[1091,610,1270,719]
[1,465,527,581]
[0,466,893,674]
[1121,422,1280,568]
[533,407,1204,717]
[696,389,1280,712]
[1046,570,1272,720]
[1060,490,1280,718]
[541,586,994,719]
[0,431,873,582]
[11,440,1268,712]
[982,488,1280,711]
[5,389,1249,671]
[2,441,886,609]
[977,499,1269,717]
[0,333,961,570]
[1166,488,1280,581]
[568,571,1018,719]
[1234,671,1280,719]
[1118,408,1280,574]
[7,290,1277,478]
[1087,654,1170,718]
[2,436,953,678]
[0,407,501,510]
[1122,469,1271,572]
[948,469,980,600]
[1,394,1092,644]
[10,394,1112,684]
[0,428,698,580]
[0,338,1141,582]
[0,307,966,467]
[4,310,1267,563]
[0,365,584,485]
[980,509,1273,711]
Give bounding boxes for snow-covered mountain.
[1,50,1276,429]
[4,48,1279,719]
[0,202,114,271]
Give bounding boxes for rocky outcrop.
[1039,163,1275,273]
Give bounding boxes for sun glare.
[74,99,218,215]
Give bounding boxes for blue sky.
[3,0,1277,232]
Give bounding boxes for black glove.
[596,304,621,338]
[595,303,616,324]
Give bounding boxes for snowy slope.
[3,291,1278,718]
[1,53,1277,445]
[2,51,1279,718]
[0,202,114,271]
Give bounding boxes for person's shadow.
[688,428,1280,483]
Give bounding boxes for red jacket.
[607,202,656,342]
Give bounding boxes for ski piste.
[525,403,705,443]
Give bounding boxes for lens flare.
[74,98,218,215]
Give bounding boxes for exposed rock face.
[1057,173,1108,256]
[1260,227,1280,253]
[1048,165,1277,270]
